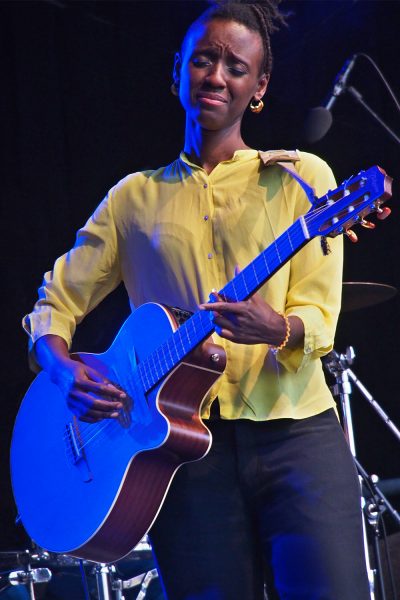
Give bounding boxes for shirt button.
[207,253,213,259]
[203,183,208,189]
[204,215,209,221]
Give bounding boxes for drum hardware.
[323,346,400,600]
[8,566,52,588]
[83,536,158,599]
[0,549,52,600]
[0,538,159,600]
[94,562,158,600]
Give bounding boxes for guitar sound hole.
[169,306,193,327]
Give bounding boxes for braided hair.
[181,1,288,76]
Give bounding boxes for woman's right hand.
[50,357,126,422]
[34,335,126,422]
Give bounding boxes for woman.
[23,1,370,598]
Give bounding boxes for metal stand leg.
[324,348,376,599]
[95,564,114,600]
[324,346,400,600]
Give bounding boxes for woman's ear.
[172,52,182,87]
[256,73,270,100]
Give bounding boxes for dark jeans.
[149,408,370,600]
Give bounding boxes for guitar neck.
[138,216,311,393]
[220,216,310,302]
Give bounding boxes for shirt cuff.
[22,313,72,373]
[274,305,335,373]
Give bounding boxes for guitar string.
[64,225,307,452]
[125,183,374,394]
[63,363,141,446]
[63,182,377,452]
[62,220,328,453]
[64,364,145,447]
[62,217,327,451]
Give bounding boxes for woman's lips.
[197,93,227,106]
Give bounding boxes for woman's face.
[176,19,269,131]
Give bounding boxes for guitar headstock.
[306,166,393,241]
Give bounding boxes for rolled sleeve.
[276,155,343,373]
[23,187,122,371]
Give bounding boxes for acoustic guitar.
[11,165,392,563]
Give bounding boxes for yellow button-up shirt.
[23,149,342,420]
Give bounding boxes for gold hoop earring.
[249,98,264,113]
[171,81,179,96]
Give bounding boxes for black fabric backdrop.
[1,0,399,549]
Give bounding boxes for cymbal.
[341,282,397,312]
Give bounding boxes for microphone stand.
[345,85,400,146]
[323,348,400,600]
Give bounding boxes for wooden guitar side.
[76,341,226,563]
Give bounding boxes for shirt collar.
[179,149,259,171]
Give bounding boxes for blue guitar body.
[11,303,225,563]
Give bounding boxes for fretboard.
[138,216,310,392]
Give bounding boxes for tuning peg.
[345,229,358,243]
[376,206,391,220]
[360,219,375,229]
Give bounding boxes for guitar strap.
[258,149,317,205]
[259,149,330,254]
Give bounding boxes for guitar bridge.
[66,420,83,463]
[65,419,93,482]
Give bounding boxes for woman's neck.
[183,117,250,174]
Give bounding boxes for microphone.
[303,55,358,143]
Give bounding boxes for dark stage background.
[1,0,399,561]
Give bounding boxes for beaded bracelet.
[270,312,291,353]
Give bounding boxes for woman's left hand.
[199,291,287,346]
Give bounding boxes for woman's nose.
[204,62,226,88]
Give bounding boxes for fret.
[230,278,239,302]
[166,337,175,365]
[286,229,294,251]
[262,249,272,276]
[251,261,260,287]
[176,328,186,355]
[184,322,192,345]
[198,310,213,338]
[160,343,169,371]
[170,335,181,364]
[274,240,282,262]
[187,314,198,339]
[138,365,146,391]
[156,346,165,374]
[242,272,250,296]
[179,325,189,348]
[150,353,158,383]
[139,362,150,391]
